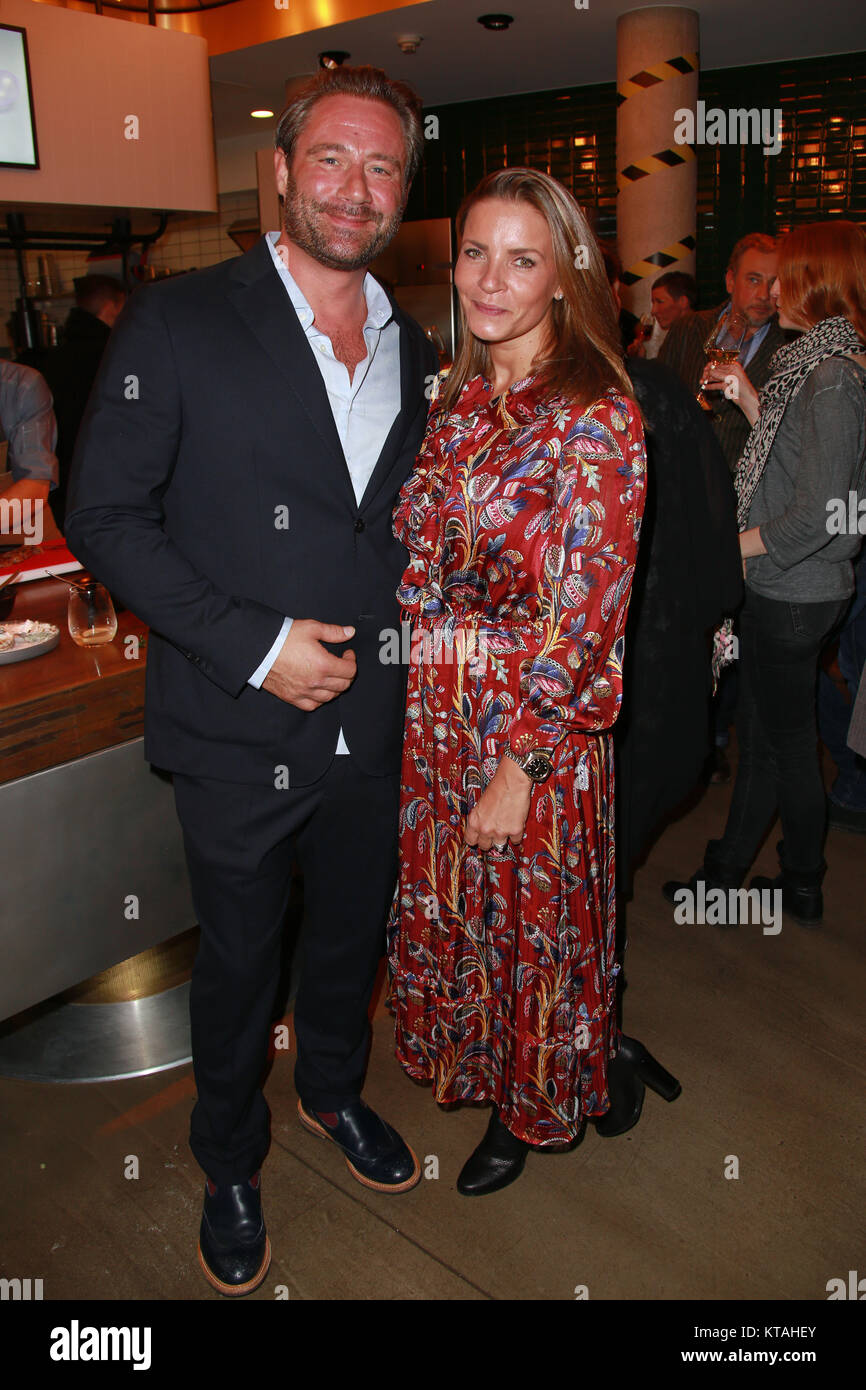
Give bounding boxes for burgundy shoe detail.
[206,1178,218,1197]
[248,1171,261,1190]
[316,1112,338,1127]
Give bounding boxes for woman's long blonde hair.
[440,167,633,414]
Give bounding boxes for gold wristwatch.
[503,746,554,783]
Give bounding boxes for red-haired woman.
[666,220,866,925]
[388,169,678,1195]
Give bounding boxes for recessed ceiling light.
[319,51,351,69]
[250,109,274,119]
[477,13,514,30]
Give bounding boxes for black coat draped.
[614,358,744,893]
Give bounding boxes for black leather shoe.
[298,1098,421,1193]
[456,1107,531,1197]
[750,839,825,927]
[594,1035,682,1138]
[198,1170,271,1297]
[749,874,823,926]
[662,871,730,908]
[663,840,748,913]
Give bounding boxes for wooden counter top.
[0,579,148,786]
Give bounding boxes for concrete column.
[616,6,700,318]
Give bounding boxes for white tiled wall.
[0,189,258,352]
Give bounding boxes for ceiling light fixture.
[396,34,423,54]
[477,13,514,31]
[250,109,274,119]
[318,51,351,70]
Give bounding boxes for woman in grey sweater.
[665,220,866,926]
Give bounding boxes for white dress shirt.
[248,232,402,756]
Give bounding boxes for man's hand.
[465,755,533,852]
[262,619,357,710]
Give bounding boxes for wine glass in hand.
[697,310,749,411]
[627,313,654,358]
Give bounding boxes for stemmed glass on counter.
[696,310,749,413]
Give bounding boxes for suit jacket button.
[354,518,365,533]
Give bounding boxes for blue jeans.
[818,548,866,810]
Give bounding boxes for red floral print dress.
[387,371,646,1145]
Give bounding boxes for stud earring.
[554,292,564,301]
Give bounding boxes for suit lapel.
[226,240,424,515]
[225,239,356,512]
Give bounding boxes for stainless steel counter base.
[0,737,197,1080]
[0,738,196,1023]
[0,982,192,1082]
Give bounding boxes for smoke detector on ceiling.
[396,34,423,54]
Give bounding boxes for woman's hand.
[464,755,533,852]
[739,525,767,562]
[700,360,760,425]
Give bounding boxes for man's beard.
[281,170,403,271]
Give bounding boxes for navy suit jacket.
[65,236,438,786]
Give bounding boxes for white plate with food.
[0,619,61,665]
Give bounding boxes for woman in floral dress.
[389,169,655,1195]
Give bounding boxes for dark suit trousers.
[173,756,400,1184]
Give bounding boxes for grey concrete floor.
[1,759,863,1302]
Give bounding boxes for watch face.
[525,753,553,782]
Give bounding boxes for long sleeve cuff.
[248,615,293,688]
[507,704,568,755]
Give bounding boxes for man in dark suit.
[659,233,785,474]
[65,66,438,1296]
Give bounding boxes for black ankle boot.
[456,1107,531,1197]
[750,840,825,927]
[662,839,748,913]
[594,1035,682,1138]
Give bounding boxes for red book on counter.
[0,538,83,584]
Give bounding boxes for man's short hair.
[652,271,698,308]
[74,274,126,316]
[727,233,777,274]
[274,65,424,192]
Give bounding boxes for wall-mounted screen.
[0,25,39,170]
